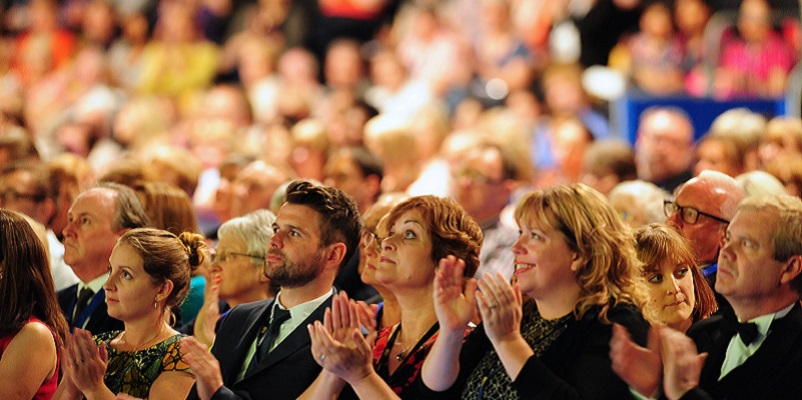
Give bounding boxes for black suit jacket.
[187,295,332,400]
[416,302,649,400]
[682,302,802,400]
[57,284,123,335]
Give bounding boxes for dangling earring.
[153,297,158,309]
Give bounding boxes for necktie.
[722,311,759,345]
[248,307,291,372]
[74,287,95,320]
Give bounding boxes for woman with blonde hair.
[420,183,649,399]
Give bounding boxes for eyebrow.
[69,211,93,219]
[402,220,425,228]
[278,222,308,235]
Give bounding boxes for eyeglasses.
[360,229,382,251]
[0,188,45,204]
[454,169,504,185]
[663,200,730,225]
[211,250,265,264]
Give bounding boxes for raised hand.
[194,271,222,347]
[433,256,477,333]
[308,292,377,384]
[181,337,223,400]
[476,273,523,346]
[65,328,108,397]
[661,327,707,400]
[610,324,663,398]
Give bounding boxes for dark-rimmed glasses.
[663,200,730,225]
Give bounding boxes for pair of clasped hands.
[58,328,144,400]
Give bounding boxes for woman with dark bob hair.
[419,183,649,399]
[0,209,68,399]
[301,195,483,399]
[54,228,205,399]
[634,223,717,332]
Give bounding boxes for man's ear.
[325,243,347,270]
[780,255,802,286]
[717,225,728,249]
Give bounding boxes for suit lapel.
[221,301,273,384]
[242,296,332,378]
[717,304,802,384]
[702,304,802,397]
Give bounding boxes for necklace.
[392,323,439,362]
[120,323,166,352]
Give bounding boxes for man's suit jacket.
[683,303,802,400]
[57,284,124,335]
[188,296,332,400]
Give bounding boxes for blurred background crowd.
[1,0,802,294]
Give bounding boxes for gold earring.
[153,298,158,309]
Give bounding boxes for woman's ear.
[570,253,583,273]
[157,279,174,301]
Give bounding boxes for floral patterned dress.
[94,331,192,398]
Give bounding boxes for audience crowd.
[3,0,802,399]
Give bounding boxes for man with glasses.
[0,161,79,290]
[664,170,745,311]
[453,141,526,280]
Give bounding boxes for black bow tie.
[722,312,759,345]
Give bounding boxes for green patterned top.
[94,331,192,398]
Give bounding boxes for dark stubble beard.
[265,249,324,288]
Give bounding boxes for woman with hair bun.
[54,228,205,399]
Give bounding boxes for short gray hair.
[218,209,276,265]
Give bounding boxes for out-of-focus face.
[636,111,694,183]
[610,192,648,229]
[642,259,695,330]
[375,209,435,291]
[265,203,324,288]
[675,0,709,35]
[324,44,363,90]
[0,170,49,224]
[694,139,740,177]
[454,147,509,223]
[512,218,580,301]
[63,188,122,280]
[211,233,266,306]
[738,0,771,44]
[104,243,163,322]
[231,162,285,217]
[324,154,370,212]
[641,5,673,39]
[716,209,788,306]
[665,180,728,264]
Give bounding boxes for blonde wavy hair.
[514,183,645,322]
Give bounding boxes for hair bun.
[178,231,206,271]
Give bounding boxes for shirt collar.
[81,274,108,295]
